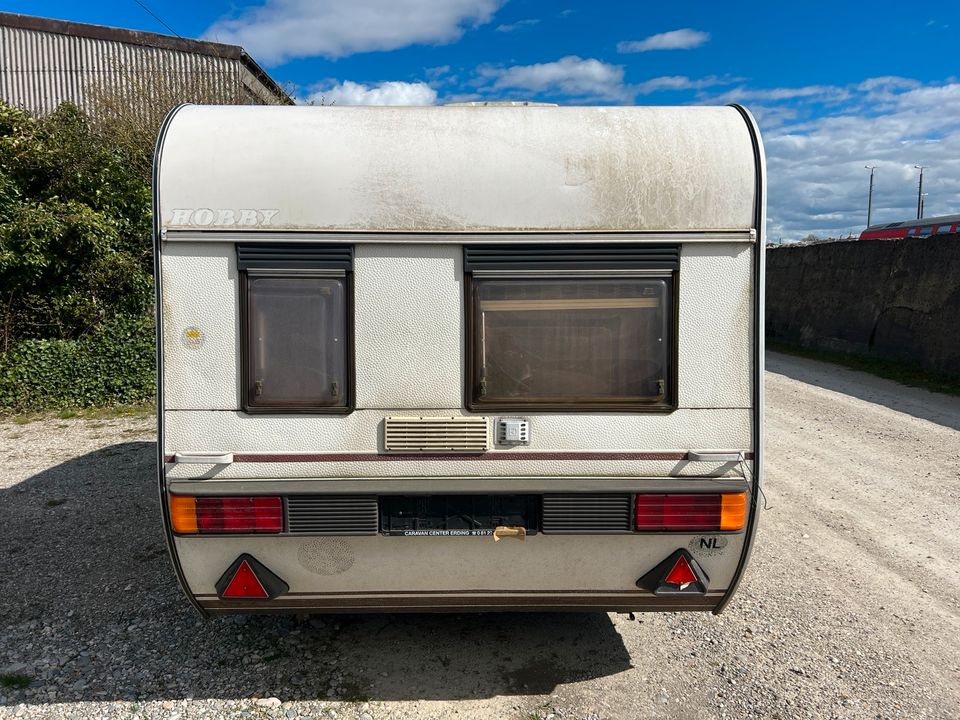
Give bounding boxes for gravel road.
[1,352,958,720]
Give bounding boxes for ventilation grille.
[383,416,491,452]
[464,244,680,272]
[237,244,353,271]
[287,495,378,535]
[541,494,632,534]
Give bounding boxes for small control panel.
[496,417,530,445]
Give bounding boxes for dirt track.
[1,351,958,719]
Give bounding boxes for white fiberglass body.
[154,104,765,614]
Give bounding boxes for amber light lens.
[170,495,199,534]
[720,492,747,530]
[634,492,747,532]
[169,495,283,534]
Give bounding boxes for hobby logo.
[168,208,280,227]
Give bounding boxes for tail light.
[634,492,746,532]
[170,495,283,534]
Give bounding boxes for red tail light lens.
[187,496,283,534]
[634,493,744,531]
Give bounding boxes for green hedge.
[0,315,155,410]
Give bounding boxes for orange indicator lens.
[720,492,747,531]
[169,495,199,534]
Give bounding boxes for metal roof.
[0,11,293,105]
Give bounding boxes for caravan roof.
[155,105,760,236]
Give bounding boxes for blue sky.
[7,0,960,240]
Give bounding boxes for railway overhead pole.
[914,165,925,219]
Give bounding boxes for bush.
[0,315,155,409]
[0,102,152,349]
[0,101,155,410]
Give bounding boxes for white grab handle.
[687,450,744,463]
[173,452,234,464]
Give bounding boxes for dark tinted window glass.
[246,277,347,407]
[471,278,671,406]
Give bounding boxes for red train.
[860,213,960,240]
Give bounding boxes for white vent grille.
[384,416,491,453]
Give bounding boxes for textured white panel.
[161,242,239,410]
[175,532,745,595]
[354,245,463,408]
[678,243,754,408]
[159,243,755,445]
[163,408,750,479]
[158,105,757,233]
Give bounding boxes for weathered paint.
[157,105,757,234]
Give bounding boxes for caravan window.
[238,244,353,412]
[464,245,678,411]
[466,277,675,411]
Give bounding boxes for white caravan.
[153,104,765,614]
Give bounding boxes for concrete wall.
[766,235,960,377]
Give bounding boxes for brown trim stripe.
[195,589,727,598]
[165,451,752,464]
[198,595,719,610]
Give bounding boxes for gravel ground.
[1,352,958,720]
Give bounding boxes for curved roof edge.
[157,105,762,235]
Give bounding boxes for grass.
[0,402,155,426]
[0,673,32,689]
[768,340,960,397]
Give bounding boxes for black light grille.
[287,495,378,535]
[541,494,632,534]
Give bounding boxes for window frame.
[239,268,355,415]
[464,268,679,414]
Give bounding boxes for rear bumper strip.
[164,451,753,464]
[197,589,725,612]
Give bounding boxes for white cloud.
[635,75,736,95]
[306,80,438,105]
[478,56,628,101]
[857,76,922,93]
[496,18,540,32]
[709,84,851,105]
[204,0,503,64]
[617,28,709,53]
[700,80,960,241]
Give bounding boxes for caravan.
[153,104,764,614]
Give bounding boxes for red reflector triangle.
[222,560,269,599]
[664,555,698,589]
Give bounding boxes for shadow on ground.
[0,442,632,705]
[766,350,960,431]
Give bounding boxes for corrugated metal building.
[0,12,292,116]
